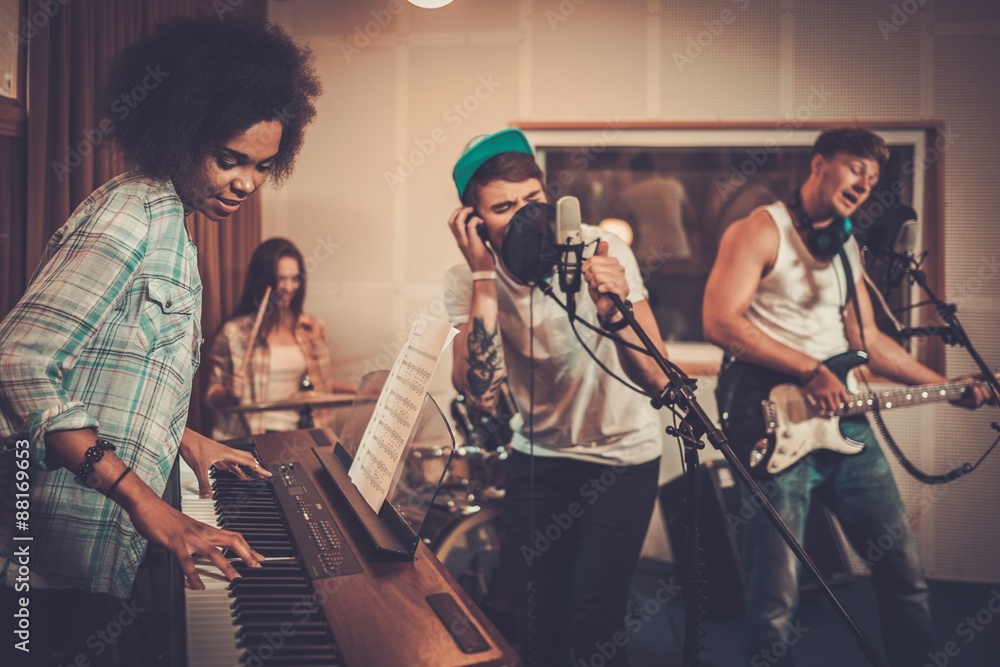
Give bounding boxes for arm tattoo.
[465,317,502,402]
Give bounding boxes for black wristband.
[105,467,133,499]
[598,301,632,332]
[75,438,116,486]
[599,313,630,332]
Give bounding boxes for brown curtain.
[190,199,262,437]
[21,0,267,434]
[0,134,27,316]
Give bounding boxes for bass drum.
[423,504,514,639]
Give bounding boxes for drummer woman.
[207,238,355,440]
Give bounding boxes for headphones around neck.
[786,189,853,261]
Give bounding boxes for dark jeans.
[741,419,931,667]
[503,450,660,667]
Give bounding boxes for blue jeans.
[503,451,660,667]
[741,419,931,667]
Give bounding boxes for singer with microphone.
[443,128,670,667]
[702,128,992,667]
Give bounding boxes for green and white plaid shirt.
[0,172,202,597]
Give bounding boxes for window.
[524,125,930,343]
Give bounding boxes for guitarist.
[702,128,991,667]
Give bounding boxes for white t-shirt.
[443,224,662,466]
[745,201,863,361]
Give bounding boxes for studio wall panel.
[311,288,399,386]
[531,0,648,120]
[404,43,521,285]
[933,0,1000,23]
[933,34,1000,301]
[944,310,1000,379]
[927,29,1000,585]
[289,43,398,283]
[793,0,922,119]
[660,0,782,120]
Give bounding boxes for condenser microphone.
[555,196,585,314]
[885,206,919,291]
[891,211,919,257]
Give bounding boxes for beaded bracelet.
[75,438,116,485]
[105,467,133,500]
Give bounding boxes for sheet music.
[349,316,458,511]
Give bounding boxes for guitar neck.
[840,379,978,416]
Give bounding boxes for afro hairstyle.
[102,14,321,188]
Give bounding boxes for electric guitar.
[717,350,995,477]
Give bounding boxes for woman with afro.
[0,15,320,665]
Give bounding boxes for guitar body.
[716,351,870,477]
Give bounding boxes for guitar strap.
[836,246,867,353]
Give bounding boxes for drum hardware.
[219,391,355,429]
[218,391,356,413]
[450,384,517,452]
[407,444,508,511]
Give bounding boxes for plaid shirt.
[207,312,337,440]
[0,172,201,597]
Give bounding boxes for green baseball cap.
[452,128,534,199]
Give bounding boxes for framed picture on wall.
[518,122,945,372]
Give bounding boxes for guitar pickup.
[761,401,777,433]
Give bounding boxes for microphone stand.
[298,373,316,429]
[903,258,1000,403]
[898,325,958,344]
[597,291,890,667]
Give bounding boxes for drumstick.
[239,286,271,376]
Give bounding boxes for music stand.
[313,371,456,561]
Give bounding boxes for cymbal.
[220,391,356,413]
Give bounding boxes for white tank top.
[744,201,863,361]
[263,343,307,431]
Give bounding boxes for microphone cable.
[860,369,997,484]
[845,250,982,484]
[536,280,695,411]
[568,315,648,398]
[536,280,647,397]
[522,284,541,664]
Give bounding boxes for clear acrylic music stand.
[313,371,455,561]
